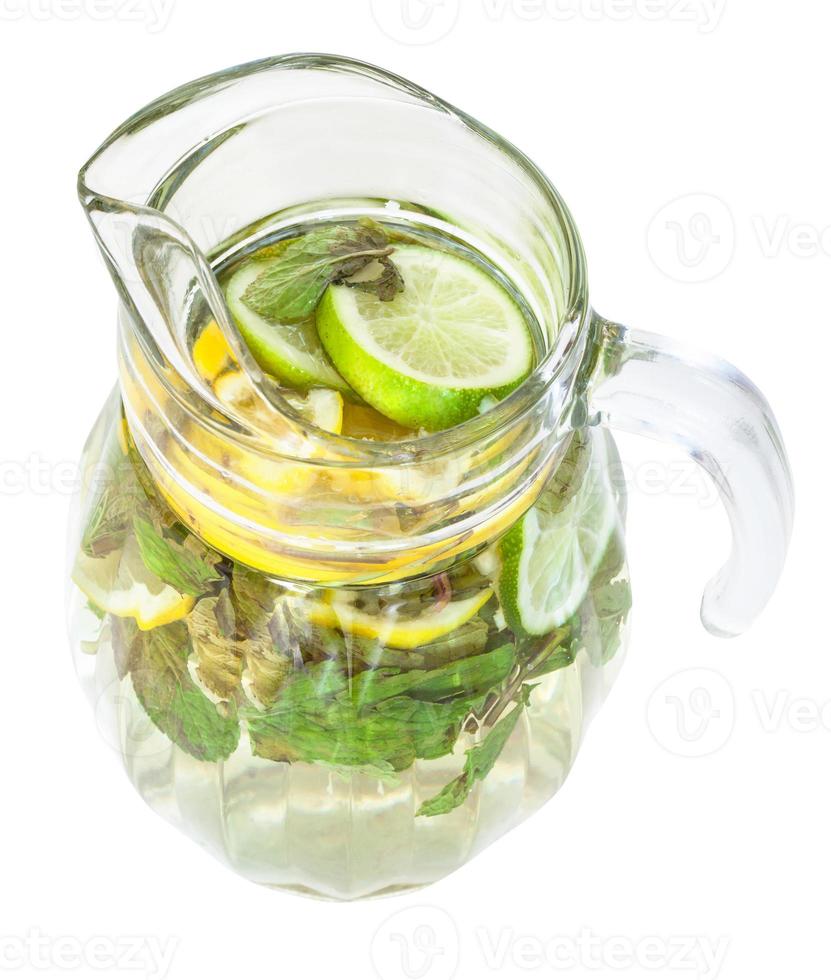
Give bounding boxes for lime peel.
[317,245,533,432]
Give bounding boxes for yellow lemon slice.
[192,320,235,383]
[301,587,493,650]
[72,537,194,631]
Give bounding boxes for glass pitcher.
[68,54,793,901]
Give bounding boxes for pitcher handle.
[588,314,794,638]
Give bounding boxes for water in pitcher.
[69,203,630,899]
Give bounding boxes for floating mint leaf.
[344,254,405,302]
[244,645,515,772]
[133,515,223,597]
[80,436,144,558]
[240,220,405,323]
[417,687,531,818]
[128,622,240,762]
[187,594,244,702]
[582,577,632,667]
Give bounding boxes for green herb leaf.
[344,254,405,301]
[240,220,405,323]
[537,431,592,516]
[128,622,240,762]
[583,577,632,667]
[417,686,532,818]
[526,628,578,679]
[358,617,490,671]
[245,644,516,772]
[349,643,515,708]
[188,588,293,709]
[187,594,244,702]
[576,531,631,667]
[110,614,140,680]
[80,435,144,558]
[132,515,223,597]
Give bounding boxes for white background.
[0,2,826,978]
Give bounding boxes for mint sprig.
[128,622,240,763]
[240,219,405,323]
[417,687,532,818]
[245,644,516,772]
[133,515,223,597]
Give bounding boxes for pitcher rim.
[78,52,592,464]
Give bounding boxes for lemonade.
[70,215,631,898]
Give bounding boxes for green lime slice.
[316,246,534,432]
[225,263,349,391]
[498,437,619,635]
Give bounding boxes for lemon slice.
[225,263,349,391]
[72,537,194,631]
[498,438,618,635]
[301,588,494,650]
[213,370,344,436]
[192,320,235,383]
[317,245,534,432]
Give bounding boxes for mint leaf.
[81,435,144,558]
[417,687,531,818]
[583,578,632,667]
[344,254,405,301]
[240,220,404,323]
[132,515,223,597]
[350,643,514,708]
[128,622,240,762]
[245,646,515,772]
[537,431,591,516]
[186,594,244,702]
[187,588,293,709]
[358,617,489,670]
[247,682,478,772]
[579,533,631,667]
[526,625,577,679]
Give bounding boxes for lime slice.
[72,537,194,631]
[225,263,349,391]
[316,246,534,432]
[300,588,493,650]
[498,439,618,635]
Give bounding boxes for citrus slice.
[213,370,344,435]
[225,263,349,391]
[192,320,235,383]
[300,588,493,650]
[72,536,194,631]
[316,245,534,431]
[498,439,618,635]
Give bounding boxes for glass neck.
[81,54,592,583]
